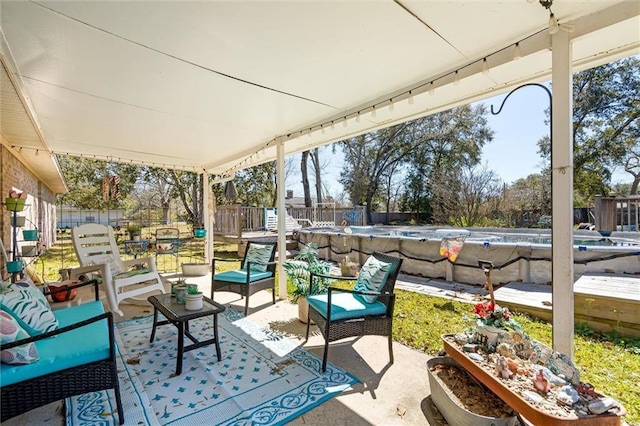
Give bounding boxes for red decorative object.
[48,282,78,303]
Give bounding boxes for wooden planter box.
[442,335,626,425]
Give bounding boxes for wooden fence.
[214,205,367,238]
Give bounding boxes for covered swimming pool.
[297,226,640,285]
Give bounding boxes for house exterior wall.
[1,145,58,280]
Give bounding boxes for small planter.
[297,296,315,324]
[194,228,207,238]
[181,262,209,276]
[21,245,38,257]
[6,260,23,273]
[185,293,204,310]
[427,356,517,426]
[11,216,26,227]
[22,229,39,241]
[340,262,360,277]
[5,198,25,212]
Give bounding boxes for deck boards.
[493,274,640,338]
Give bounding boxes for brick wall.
[1,145,58,280]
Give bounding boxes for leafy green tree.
[402,104,494,221]
[538,57,640,204]
[234,163,277,207]
[339,123,413,222]
[56,156,139,209]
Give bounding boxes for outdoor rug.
[66,308,358,425]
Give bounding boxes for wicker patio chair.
[305,252,403,372]
[211,241,277,316]
[0,279,124,424]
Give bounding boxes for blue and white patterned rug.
[66,309,358,425]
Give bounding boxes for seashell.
[556,385,580,406]
[506,357,520,373]
[588,397,616,415]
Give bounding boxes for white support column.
[551,30,574,359]
[202,172,211,262]
[276,140,287,299]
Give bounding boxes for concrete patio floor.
[5,272,469,425]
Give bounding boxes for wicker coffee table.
[148,293,225,375]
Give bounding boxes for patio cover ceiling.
[0,1,638,189]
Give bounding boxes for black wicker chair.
[0,279,124,424]
[211,241,277,316]
[305,252,403,372]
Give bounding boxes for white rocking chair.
[70,223,166,316]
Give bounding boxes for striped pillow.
[353,257,392,303]
[244,244,273,272]
[0,310,39,365]
[0,281,58,336]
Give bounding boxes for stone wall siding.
[1,144,58,280]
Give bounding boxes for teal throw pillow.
[244,244,273,272]
[0,281,58,335]
[353,257,392,303]
[0,309,39,365]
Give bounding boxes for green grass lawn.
[34,237,640,424]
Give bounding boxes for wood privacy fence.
[214,205,367,238]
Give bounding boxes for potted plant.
[185,284,203,310]
[340,255,360,277]
[126,223,142,241]
[283,243,331,323]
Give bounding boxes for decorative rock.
[532,365,567,386]
[496,342,516,358]
[454,332,473,345]
[468,353,483,362]
[588,397,616,415]
[556,385,580,406]
[463,343,479,353]
[523,390,544,404]
[548,352,580,385]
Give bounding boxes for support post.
[276,140,287,300]
[551,30,574,359]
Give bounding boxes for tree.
[430,165,501,226]
[234,163,277,207]
[57,156,139,209]
[339,123,413,222]
[538,57,640,204]
[140,167,175,224]
[402,104,494,221]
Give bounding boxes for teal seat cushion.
[214,269,273,284]
[0,301,111,387]
[307,292,387,321]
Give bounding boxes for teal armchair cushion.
[214,269,272,284]
[0,301,110,386]
[307,292,387,321]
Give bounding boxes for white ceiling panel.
[0,0,638,188]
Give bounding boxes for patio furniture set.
[1,223,405,423]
